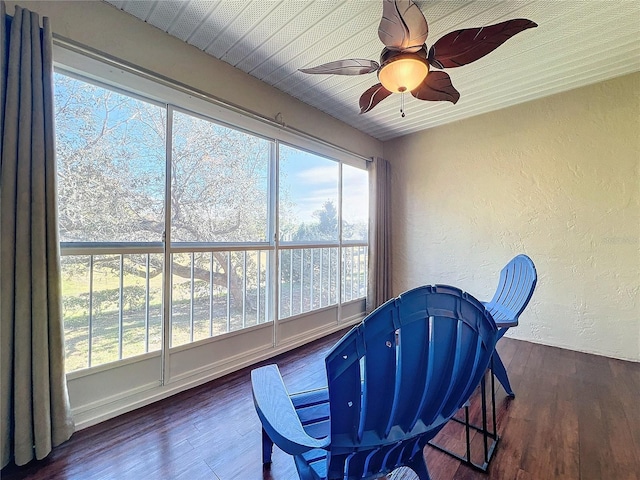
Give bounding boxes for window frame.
[54,43,370,382]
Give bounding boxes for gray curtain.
[1,3,74,468]
[366,156,392,313]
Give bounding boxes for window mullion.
[118,254,124,360]
[162,105,173,384]
[88,255,94,369]
[271,141,279,345]
[338,163,344,321]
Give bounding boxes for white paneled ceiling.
[103,0,640,141]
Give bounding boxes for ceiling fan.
[299,0,537,115]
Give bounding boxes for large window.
[55,69,369,373]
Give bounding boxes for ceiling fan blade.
[411,71,460,104]
[299,59,380,75]
[378,0,428,53]
[359,83,393,114]
[428,19,537,69]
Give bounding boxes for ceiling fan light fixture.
[378,51,429,93]
[299,1,537,114]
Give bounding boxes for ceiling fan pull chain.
[401,91,406,118]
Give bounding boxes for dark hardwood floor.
[2,333,639,480]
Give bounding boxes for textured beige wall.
[5,0,382,159]
[385,73,640,362]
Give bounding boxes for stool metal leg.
[427,365,501,472]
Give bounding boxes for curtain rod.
[52,34,372,163]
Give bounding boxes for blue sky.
[280,147,368,224]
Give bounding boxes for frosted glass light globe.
[378,57,429,93]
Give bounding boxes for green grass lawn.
[61,259,264,372]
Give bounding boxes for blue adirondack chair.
[483,254,537,397]
[251,285,498,480]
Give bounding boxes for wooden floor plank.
[608,356,640,459]
[2,335,639,480]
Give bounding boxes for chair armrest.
[251,364,330,456]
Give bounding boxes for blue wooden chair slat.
[454,335,485,413]
[428,319,463,425]
[496,265,526,317]
[291,388,332,408]
[385,314,429,435]
[361,302,397,440]
[303,421,330,440]
[296,403,330,426]
[325,334,363,450]
[296,451,327,480]
[418,316,458,429]
[442,321,476,418]
[408,315,436,433]
[483,254,537,396]
[252,285,499,480]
